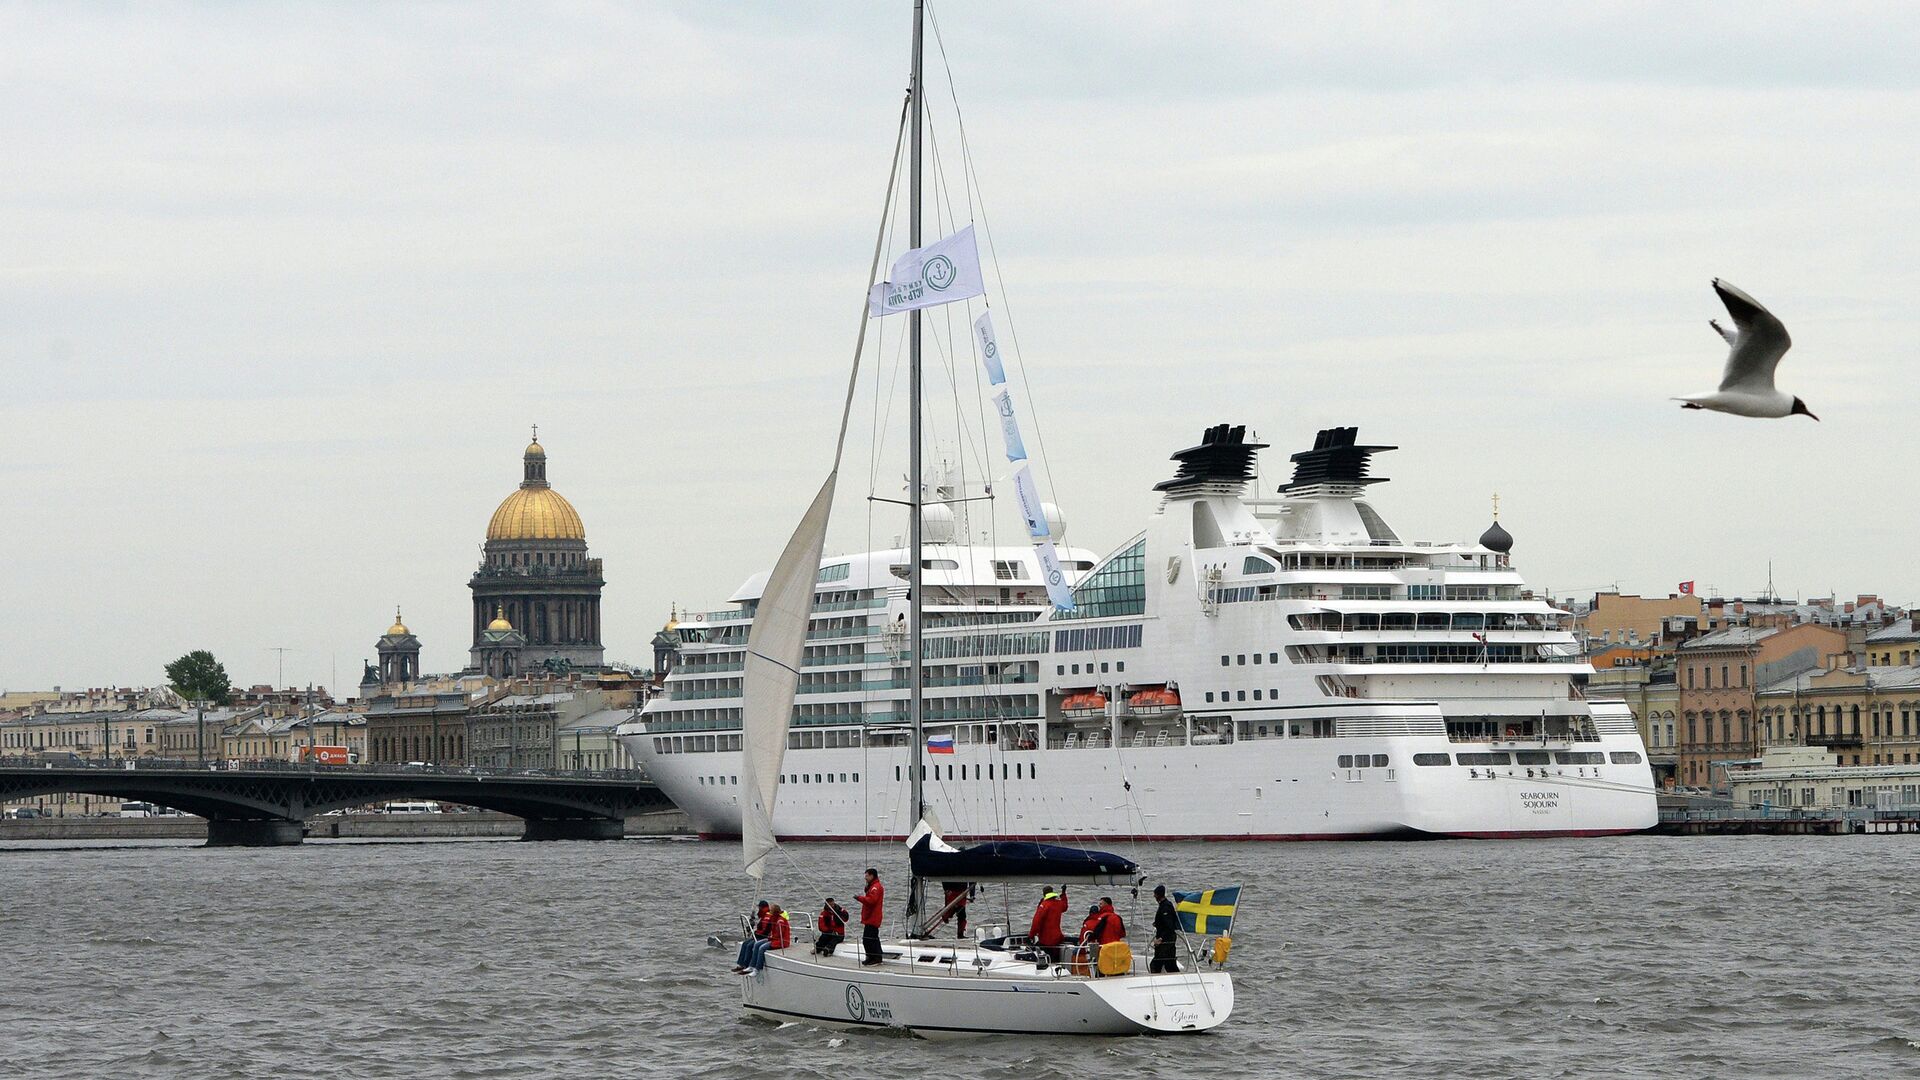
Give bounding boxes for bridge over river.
[0,758,671,846]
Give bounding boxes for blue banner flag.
[1172,886,1240,935]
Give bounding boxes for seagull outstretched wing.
[1712,278,1792,393]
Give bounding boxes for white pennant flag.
[868,225,986,317]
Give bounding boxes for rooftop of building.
[1867,618,1919,644]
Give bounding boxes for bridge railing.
[0,755,651,783]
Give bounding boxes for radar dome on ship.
[1042,502,1066,537]
[920,503,957,544]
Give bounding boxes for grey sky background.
[4,2,1915,693]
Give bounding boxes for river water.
[2,834,1917,1079]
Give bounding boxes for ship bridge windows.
[1054,536,1146,620]
[1242,556,1276,576]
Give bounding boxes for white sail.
[741,472,838,879]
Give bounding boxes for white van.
[380,801,439,815]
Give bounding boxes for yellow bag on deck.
[1097,941,1133,976]
[1211,935,1232,965]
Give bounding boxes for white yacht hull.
[741,943,1233,1038]
[625,732,1658,841]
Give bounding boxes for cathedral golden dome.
[487,607,514,632]
[387,608,410,636]
[487,487,586,541]
[486,431,586,541]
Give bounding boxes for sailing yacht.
[684,0,1236,1037]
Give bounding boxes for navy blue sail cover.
[909,833,1141,884]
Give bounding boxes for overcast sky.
[4,2,1916,694]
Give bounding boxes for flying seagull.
[1675,279,1816,420]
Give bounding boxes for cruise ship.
[619,425,1658,840]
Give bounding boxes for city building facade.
[1675,623,1848,788]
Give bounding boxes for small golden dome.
[525,440,545,458]
[664,603,680,631]
[487,606,514,632]
[487,486,585,541]
[387,607,410,636]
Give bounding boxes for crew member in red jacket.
[937,882,971,939]
[1029,886,1068,960]
[1077,903,1105,950]
[855,868,885,966]
[814,896,849,956]
[1096,897,1127,945]
[733,903,790,973]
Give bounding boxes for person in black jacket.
[1149,885,1181,973]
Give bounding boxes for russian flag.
[926,734,956,755]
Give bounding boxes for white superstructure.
[620,425,1657,840]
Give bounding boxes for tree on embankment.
[166,650,232,705]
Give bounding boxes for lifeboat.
[1059,691,1108,720]
[1125,687,1181,717]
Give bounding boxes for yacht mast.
[906,0,928,930]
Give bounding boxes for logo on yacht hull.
[845,984,865,1021]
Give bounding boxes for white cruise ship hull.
[624,733,1657,841]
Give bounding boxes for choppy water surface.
[3,835,1918,1079]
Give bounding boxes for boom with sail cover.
[907,819,1141,885]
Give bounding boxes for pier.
[0,758,670,846]
[1656,807,1920,836]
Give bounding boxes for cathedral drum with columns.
[468,433,606,674]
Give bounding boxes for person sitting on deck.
[733,904,791,973]
[1029,886,1068,960]
[1071,902,1109,974]
[729,900,771,971]
[814,897,849,956]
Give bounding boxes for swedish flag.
[1172,886,1240,935]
